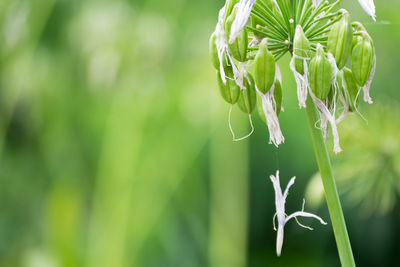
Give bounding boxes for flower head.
[270,171,327,256]
[209,0,377,152]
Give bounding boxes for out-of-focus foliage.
[307,103,400,216]
[0,0,398,267]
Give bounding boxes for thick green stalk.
[305,96,356,267]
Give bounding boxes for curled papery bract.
[358,0,376,21]
[229,0,255,44]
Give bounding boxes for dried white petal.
[311,93,342,154]
[214,5,241,88]
[290,55,310,108]
[229,0,255,44]
[358,0,376,21]
[269,171,326,257]
[258,87,285,147]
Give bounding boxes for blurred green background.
[0,0,399,266]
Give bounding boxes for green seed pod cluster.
[209,0,377,148]
[327,10,353,70]
[351,32,375,87]
[254,39,276,94]
[309,44,334,100]
[293,25,311,75]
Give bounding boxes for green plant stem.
[305,96,356,267]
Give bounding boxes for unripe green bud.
[341,67,360,112]
[274,80,282,116]
[293,25,311,75]
[217,67,240,104]
[352,34,374,86]
[254,39,276,94]
[256,95,265,123]
[225,10,248,62]
[209,32,220,70]
[352,21,366,33]
[309,44,334,100]
[327,10,353,69]
[352,35,362,50]
[238,74,257,114]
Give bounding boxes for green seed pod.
[209,32,220,70]
[351,34,374,86]
[293,25,311,75]
[327,10,353,69]
[217,67,240,104]
[225,10,248,62]
[256,95,265,123]
[342,67,360,112]
[238,74,257,114]
[352,35,362,50]
[309,44,334,100]
[254,39,276,94]
[274,80,282,116]
[352,21,366,33]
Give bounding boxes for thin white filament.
[353,87,369,123]
[228,105,255,142]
